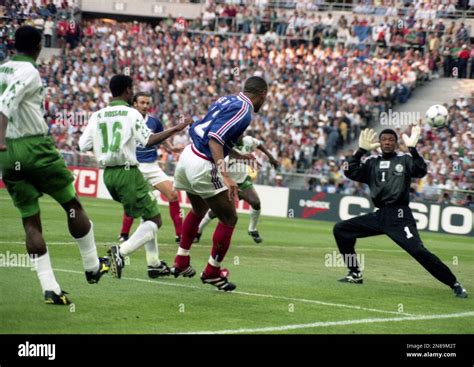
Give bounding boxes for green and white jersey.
[0,55,48,139]
[233,136,262,155]
[228,136,262,183]
[79,100,151,167]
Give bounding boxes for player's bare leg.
[23,213,71,304]
[239,187,262,243]
[154,180,182,243]
[171,193,208,277]
[61,197,109,284]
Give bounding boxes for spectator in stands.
[44,16,54,47]
[458,44,470,78]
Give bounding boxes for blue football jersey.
[136,115,164,163]
[189,92,253,160]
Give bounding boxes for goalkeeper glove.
[402,122,421,148]
[358,128,380,151]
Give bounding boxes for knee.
[150,216,162,229]
[168,191,179,202]
[222,212,238,227]
[333,222,344,237]
[251,200,261,211]
[62,197,84,215]
[24,226,46,255]
[64,197,82,210]
[408,244,427,258]
[192,208,208,219]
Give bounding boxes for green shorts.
[104,166,160,220]
[238,176,254,192]
[0,135,75,218]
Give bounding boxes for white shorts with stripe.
[138,161,170,187]
[173,144,227,199]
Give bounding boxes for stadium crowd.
[0,0,80,57]
[1,3,473,203]
[41,20,431,163]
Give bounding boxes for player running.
[170,76,268,291]
[333,126,468,298]
[79,74,191,279]
[117,92,183,278]
[194,135,279,244]
[0,26,109,305]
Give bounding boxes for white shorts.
[174,144,227,199]
[138,161,170,187]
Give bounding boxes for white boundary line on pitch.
[51,267,415,317]
[175,311,474,334]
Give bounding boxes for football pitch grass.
[0,190,473,334]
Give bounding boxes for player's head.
[379,129,398,154]
[133,92,151,117]
[109,74,134,104]
[14,26,42,60]
[243,76,268,113]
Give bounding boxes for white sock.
[74,221,100,273]
[198,211,214,234]
[208,255,221,268]
[145,238,160,267]
[248,208,261,232]
[31,250,61,295]
[120,221,158,257]
[177,247,190,256]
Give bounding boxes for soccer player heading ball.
[333,124,468,298]
[171,76,268,291]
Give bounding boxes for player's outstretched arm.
[162,140,183,153]
[408,146,428,178]
[344,149,371,183]
[229,148,261,168]
[257,144,280,168]
[403,122,427,178]
[0,113,8,151]
[146,117,193,147]
[344,129,378,183]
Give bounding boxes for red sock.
[120,212,134,236]
[204,222,235,277]
[174,210,203,269]
[169,200,183,237]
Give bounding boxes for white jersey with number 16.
[79,101,151,167]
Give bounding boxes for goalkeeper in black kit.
[333,123,468,298]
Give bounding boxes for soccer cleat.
[118,234,129,242]
[248,230,263,243]
[338,271,363,284]
[193,233,201,243]
[108,245,125,279]
[175,235,181,244]
[201,268,236,292]
[85,257,110,284]
[170,264,196,278]
[44,290,71,305]
[453,282,468,298]
[148,261,171,278]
